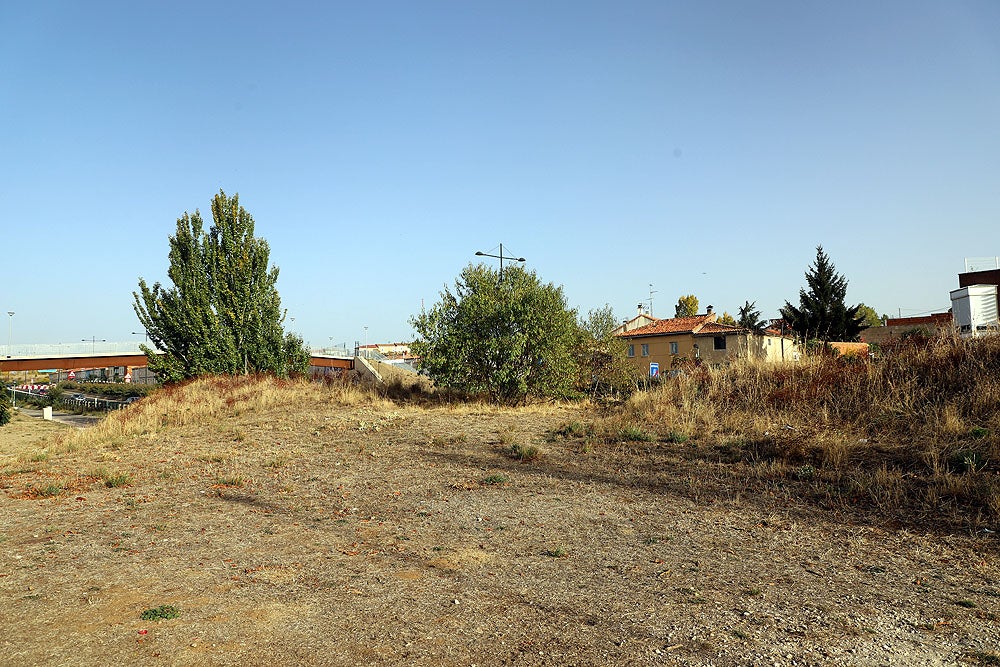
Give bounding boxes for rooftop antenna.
[646,283,658,315]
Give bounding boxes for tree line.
[125,191,879,407]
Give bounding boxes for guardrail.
[10,388,136,412]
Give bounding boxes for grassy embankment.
[8,334,999,531]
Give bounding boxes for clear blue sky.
[2,1,998,348]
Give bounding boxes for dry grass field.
[1,349,999,666]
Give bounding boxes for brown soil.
[1,395,998,666]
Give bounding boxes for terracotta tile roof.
[618,314,716,337]
[694,322,747,335]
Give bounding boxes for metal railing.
[965,257,1000,272]
[2,341,151,358]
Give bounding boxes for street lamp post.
[82,337,106,354]
[363,326,369,359]
[6,311,13,409]
[475,243,526,281]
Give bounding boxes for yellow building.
[616,309,799,377]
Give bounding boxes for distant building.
[616,306,799,376]
[861,312,954,345]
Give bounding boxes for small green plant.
[215,475,245,488]
[104,473,133,488]
[951,450,988,474]
[619,426,655,442]
[545,547,568,558]
[969,427,990,439]
[796,465,816,481]
[663,430,689,444]
[34,484,63,498]
[555,421,589,438]
[955,599,977,609]
[30,452,49,463]
[507,443,541,462]
[140,605,180,621]
[481,474,509,486]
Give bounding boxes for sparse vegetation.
[2,357,998,663]
[506,443,542,462]
[481,474,509,485]
[140,605,180,621]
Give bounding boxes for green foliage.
[59,382,152,399]
[0,388,11,427]
[780,246,865,343]
[856,303,884,329]
[140,605,180,621]
[133,191,308,382]
[737,300,767,333]
[674,294,699,318]
[410,264,580,405]
[577,305,641,398]
[718,311,737,326]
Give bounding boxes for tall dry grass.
[63,373,390,449]
[591,335,1000,527]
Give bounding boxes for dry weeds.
[1,372,998,666]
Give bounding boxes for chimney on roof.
[706,305,714,315]
[637,303,644,315]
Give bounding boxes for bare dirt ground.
[1,396,998,666]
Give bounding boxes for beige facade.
[624,332,798,375]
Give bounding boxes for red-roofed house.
[616,307,800,376]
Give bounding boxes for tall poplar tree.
[780,246,864,343]
[133,191,309,382]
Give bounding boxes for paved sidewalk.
[17,407,101,428]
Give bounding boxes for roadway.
[16,407,102,428]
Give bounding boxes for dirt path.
[1,402,997,665]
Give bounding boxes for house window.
[641,344,649,357]
[627,344,635,358]
[714,336,726,351]
[669,342,678,355]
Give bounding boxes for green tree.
[410,264,580,405]
[737,300,767,333]
[855,303,883,329]
[133,191,309,382]
[674,294,699,318]
[577,305,641,397]
[780,246,864,343]
[718,311,737,326]
[0,387,11,427]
